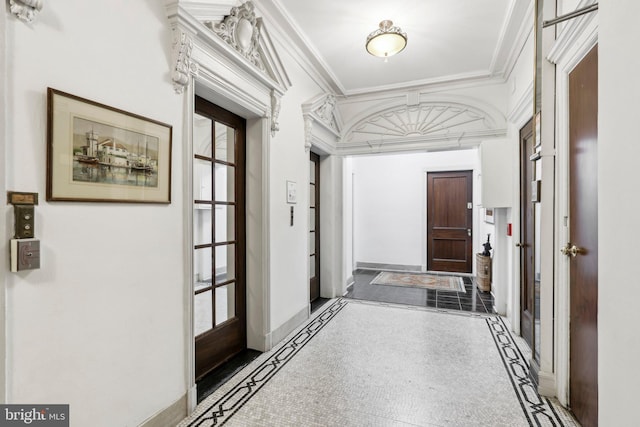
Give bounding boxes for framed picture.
[484,208,495,224]
[47,88,172,203]
[286,180,297,204]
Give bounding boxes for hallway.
[180,299,577,426]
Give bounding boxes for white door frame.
[547,10,598,406]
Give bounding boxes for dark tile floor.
[197,349,262,403]
[345,269,495,314]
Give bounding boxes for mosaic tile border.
[184,298,575,427]
[184,298,349,426]
[486,316,576,427]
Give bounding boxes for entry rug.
[370,271,466,292]
[179,299,577,427]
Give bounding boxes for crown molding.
[491,0,533,81]
[547,0,598,65]
[254,0,344,95]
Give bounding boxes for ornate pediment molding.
[206,2,264,72]
[302,93,343,153]
[167,1,290,134]
[9,0,43,23]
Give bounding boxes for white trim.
[269,305,309,346]
[139,393,188,427]
[183,81,197,412]
[552,14,599,407]
[0,0,7,405]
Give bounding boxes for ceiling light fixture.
[365,20,407,61]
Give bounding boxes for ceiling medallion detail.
[365,20,407,61]
[208,1,265,72]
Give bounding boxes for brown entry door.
[309,152,320,302]
[519,118,535,351]
[567,45,598,427]
[427,170,473,273]
[193,96,246,380]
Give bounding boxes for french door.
[193,96,246,380]
[309,152,320,302]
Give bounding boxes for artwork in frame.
[47,88,172,203]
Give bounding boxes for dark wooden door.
[193,96,246,380]
[568,45,598,427]
[427,170,473,273]
[309,152,320,302]
[519,118,535,350]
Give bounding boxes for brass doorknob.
[561,243,585,257]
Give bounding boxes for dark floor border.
[486,316,568,426]
[183,299,571,427]
[183,298,348,426]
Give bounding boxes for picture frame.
[484,208,495,224]
[286,180,297,204]
[47,88,172,203]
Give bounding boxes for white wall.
[599,2,640,424]
[4,2,185,426]
[265,41,324,333]
[351,150,479,270]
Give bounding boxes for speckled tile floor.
[180,299,578,427]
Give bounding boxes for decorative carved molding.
[345,102,496,143]
[270,90,281,137]
[9,0,43,23]
[171,28,199,94]
[314,94,338,132]
[207,1,265,72]
[303,116,313,152]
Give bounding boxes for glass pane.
[193,206,212,246]
[194,247,212,286]
[215,283,236,325]
[310,255,316,278]
[194,158,212,201]
[309,208,315,231]
[214,164,235,202]
[194,113,213,157]
[215,244,235,284]
[194,290,213,336]
[310,183,316,207]
[215,205,235,243]
[309,232,315,255]
[215,122,235,163]
[310,160,315,184]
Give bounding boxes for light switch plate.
[10,239,40,272]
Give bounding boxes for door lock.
[467,229,472,237]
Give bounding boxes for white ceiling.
[273,0,530,95]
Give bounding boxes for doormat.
[370,271,465,293]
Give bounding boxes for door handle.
[515,242,525,248]
[560,243,585,257]
[467,229,471,237]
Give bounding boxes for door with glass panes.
[193,96,246,380]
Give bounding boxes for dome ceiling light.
[365,20,408,61]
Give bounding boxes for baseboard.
[270,306,309,347]
[139,393,187,427]
[538,370,557,397]
[345,276,355,295]
[356,262,422,272]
